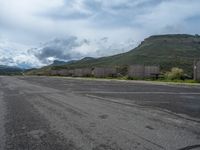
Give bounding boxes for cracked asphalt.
[0,76,200,150]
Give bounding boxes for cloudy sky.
[0,0,200,68]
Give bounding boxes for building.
[194,60,200,81]
[128,65,160,78]
[93,67,117,78]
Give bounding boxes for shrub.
[165,67,184,80]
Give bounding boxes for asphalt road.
[0,76,200,150]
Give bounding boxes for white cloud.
[0,38,44,68]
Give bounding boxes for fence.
[49,65,160,78]
[144,66,160,78]
[128,65,160,78]
[93,67,117,78]
[74,68,92,77]
[128,65,145,78]
[57,69,70,76]
[69,70,75,76]
[49,70,58,76]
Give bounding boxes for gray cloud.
[0,57,15,65]
[32,36,135,64]
[39,1,92,20]
[34,37,83,63]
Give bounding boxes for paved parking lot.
[0,76,200,150]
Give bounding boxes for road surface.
[0,76,200,150]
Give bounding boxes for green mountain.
[0,65,23,75]
[28,34,200,76]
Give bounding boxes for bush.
[165,67,184,80]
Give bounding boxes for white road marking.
[75,91,200,95]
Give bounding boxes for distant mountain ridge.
[27,34,200,76]
[50,57,95,66]
[50,60,68,66]
[0,65,22,75]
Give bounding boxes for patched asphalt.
[0,76,199,150]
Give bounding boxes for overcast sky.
[0,0,200,68]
